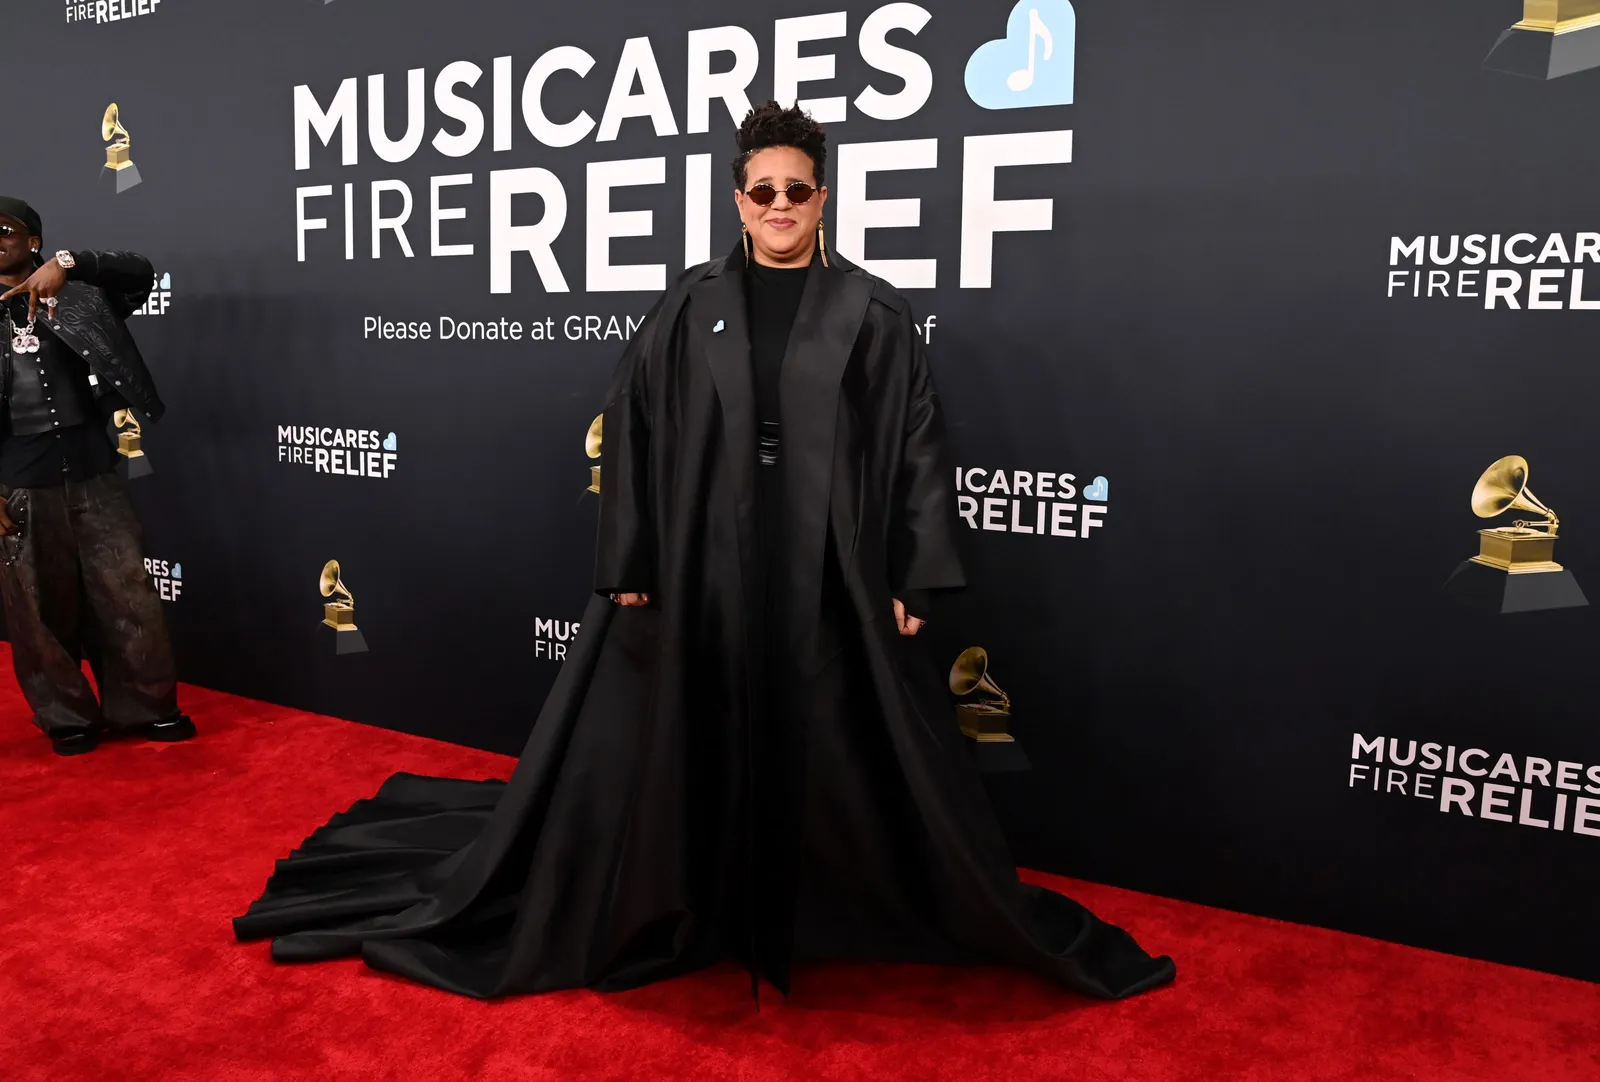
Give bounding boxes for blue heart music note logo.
[713,319,725,334]
[965,1,1077,110]
[383,432,397,451]
[1084,476,1108,502]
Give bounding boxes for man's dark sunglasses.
[744,182,817,207]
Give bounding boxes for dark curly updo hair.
[731,100,827,189]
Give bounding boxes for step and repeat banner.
[7,0,1600,982]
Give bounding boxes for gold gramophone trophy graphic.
[319,560,369,654]
[1484,2,1600,79]
[1444,455,1588,613]
[950,647,1030,772]
[112,409,153,479]
[100,103,143,194]
[585,414,603,494]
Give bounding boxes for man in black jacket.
[0,196,193,756]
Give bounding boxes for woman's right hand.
[613,592,650,607]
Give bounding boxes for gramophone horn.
[112,409,140,434]
[102,103,127,144]
[950,646,1010,708]
[585,414,603,459]
[1471,454,1557,528]
[319,559,353,604]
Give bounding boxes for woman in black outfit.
[234,102,1176,1003]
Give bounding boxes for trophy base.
[1445,559,1589,614]
[118,451,153,480]
[1472,527,1560,573]
[100,162,143,193]
[966,736,1032,773]
[1484,23,1600,80]
[956,703,1013,741]
[321,622,369,654]
[956,704,1030,772]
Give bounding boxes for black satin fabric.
[234,244,1177,1002]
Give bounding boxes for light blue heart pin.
[713,319,725,333]
[170,563,183,580]
[383,432,398,451]
[1084,476,1109,502]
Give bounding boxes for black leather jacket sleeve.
[67,250,154,321]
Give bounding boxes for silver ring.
[44,297,56,308]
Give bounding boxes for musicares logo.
[955,467,1108,538]
[145,556,183,602]
[277,425,399,479]
[1350,733,1600,840]
[535,617,581,661]
[65,0,161,25]
[130,272,173,317]
[1387,232,1600,310]
[292,5,1076,293]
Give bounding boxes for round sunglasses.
[743,182,818,207]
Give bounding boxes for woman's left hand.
[893,598,924,636]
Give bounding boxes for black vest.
[5,305,94,436]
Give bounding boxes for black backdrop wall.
[7,0,1600,983]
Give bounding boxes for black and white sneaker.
[139,715,197,742]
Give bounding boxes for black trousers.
[0,471,178,735]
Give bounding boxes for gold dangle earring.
[742,223,751,266]
[817,221,829,268]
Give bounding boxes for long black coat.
[233,244,1176,1002]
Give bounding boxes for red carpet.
[0,655,1596,1081]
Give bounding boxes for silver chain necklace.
[5,304,39,355]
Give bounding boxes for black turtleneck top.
[744,260,808,430]
[741,258,931,621]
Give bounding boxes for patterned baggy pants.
[0,471,178,735]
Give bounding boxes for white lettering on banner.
[1348,733,1600,839]
[290,7,1076,292]
[129,272,173,317]
[955,467,1107,538]
[432,175,474,257]
[534,618,582,661]
[960,131,1073,288]
[597,38,680,142]
[369,70,428,164]
[372,180,416,259]
[433,63,486,159]
[1386,232,1600,310]
[359,314,645,342]
[587,157,667,292]
[276,425,399,479]
[64,0,161,25]
[837,140,939,289]
[488,168,569,293]
[686,27,759,134]
[144,557,182,603]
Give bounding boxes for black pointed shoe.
[139,714,197,742]
[51,730,100,756]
